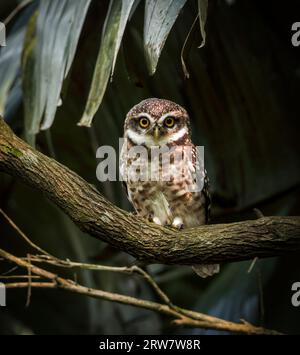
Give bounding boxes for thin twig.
[128,265,174,308]
[0,247,281,335]
[5,282,56,289]
[24,255,174,308]
[181,14,199,79]
[0,208,53,257]
[25,254,32,307]
[0,275,40,279]
[3,0,33,25]
[1,265,18,275]
[247,257,258,273]
[28,255,131,272]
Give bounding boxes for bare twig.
[181,14,199,79]
[247,257,258,273]
[5,282,56,289]
[23,255,174,308]
[0,275,40,279]
[1,265,18,275]
[128,265,174,308]
[0,247,281,335]
[28,255,132,272]
[3,0,33,25]
[25,254,32,307]
[0,208,52,257]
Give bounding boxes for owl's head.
[124,98,191,147]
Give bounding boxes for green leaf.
[0,27,25,116]
[23,0,91,134]
[22,10,38,146]
[144,0,187,75]
[197,0,208,48]
[111,0,137,76]
[79,0,136,127]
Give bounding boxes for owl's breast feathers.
[120,140,210,227]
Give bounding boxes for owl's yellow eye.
[164,116,175,128]
[139,117,150,128]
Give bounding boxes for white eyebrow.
[159,127,188,144]
[157,111,180,124]
[126,129,147,145]
[136,112,155,123]
[126,126,188,147]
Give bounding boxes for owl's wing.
[122,181,132,204]
[190,145,211,223]
[202,170,211,223]
[120,141,131,204]
[122,180,128,196]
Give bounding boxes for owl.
[120,98,219,278]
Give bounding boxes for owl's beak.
[153,126,160,141]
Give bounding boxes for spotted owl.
[120,98,219,278]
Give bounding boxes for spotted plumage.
[120,98,219,277]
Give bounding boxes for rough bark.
[0,116,299,265]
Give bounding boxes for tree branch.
[0,116,300,265]
[0,248,281,335]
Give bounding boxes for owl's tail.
[192,264,220,278]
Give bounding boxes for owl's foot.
[147,213,154,222]
[171,217,184,230]
[153,216,162,225]
[147,214,163,225]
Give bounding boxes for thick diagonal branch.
[0,116,299,265]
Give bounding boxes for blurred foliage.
[0,0,300,334]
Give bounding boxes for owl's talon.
[172,217,184,230]
[147,214,154,222]
[152,216,162,225]
[173,223,184,230]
